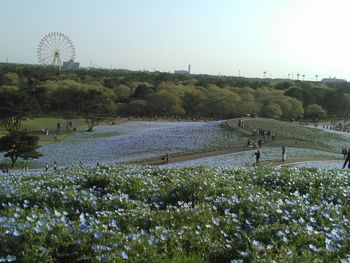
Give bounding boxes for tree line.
[2,63,350,126]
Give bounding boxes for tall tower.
[188,64,191,74]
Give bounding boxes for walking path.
[135,118,339,166]
[2,118,345,173]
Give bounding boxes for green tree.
[80,87,116,132]
[278,97,304,120]
[146,90,182,116]
[124,100,148,116]
[322,90,347,117]
[0,130,42,167]
[183,89,206,117]
[113,84,132,101]
[2,72,20,86]
[284,86,316,106]
[263,103,283,119]
[304,104,326,123]
[0,88,38,132]
[132,84,155,99]
[284,86,304,101]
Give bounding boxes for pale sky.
[1,0,350,80]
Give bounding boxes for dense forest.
[1,63,350,123]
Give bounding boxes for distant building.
[321,77,347,83]
[63,59,80,70]
[174,64,191,75]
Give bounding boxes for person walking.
[342,147,347,159]
[53,161,57,171]
[45,163,49,173]
[282,146,286,162]
[343,149,350,169]
[254,149,260,165]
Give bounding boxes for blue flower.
[120,251,128,260]
[79,213,86,225]
[34,226,42,234]
[94,231,103,239]
[110,219,120,231]
[44,207,51,214]
[309,244,321,253]
[13,229,21,237]
[6,255,16,262]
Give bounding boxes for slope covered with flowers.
[1,165,350,262]
[30,121,244,166]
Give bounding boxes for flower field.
[23,121,244,166]
[163,147,341,169]
[1,165,350,262]
[291,160,344,170]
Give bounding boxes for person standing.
[254,149,260,165]
[342,147,347,159]
[282,146,286,162]
[343,149,350,169]
[53,161,57,171]
[45,163,49,173]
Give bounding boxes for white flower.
[309,244,321,253]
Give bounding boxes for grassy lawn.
[25,117,88,146]
[0,117,88,146]
[0,159,42,171]
[1,115,127,147]
[227,118,348,152]
[21,117,67,130]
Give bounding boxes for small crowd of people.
[238,119,245,128]
[66,121,77,131]
[41,128,50,136]
[252,128,276,140]
[1,166,10,173]
[253,146,286,166]
[324,121,350,133]
[247,138,265,148]
[41,121,78,142]
[245,128,276,149]
[45,161,58,173]
[161,153,169,164]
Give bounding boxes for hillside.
[226,117,348,152]
[1,117,348,169]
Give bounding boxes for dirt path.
[132,118,339,166]
[132,146,251,166]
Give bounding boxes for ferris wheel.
[37,32,76,67]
